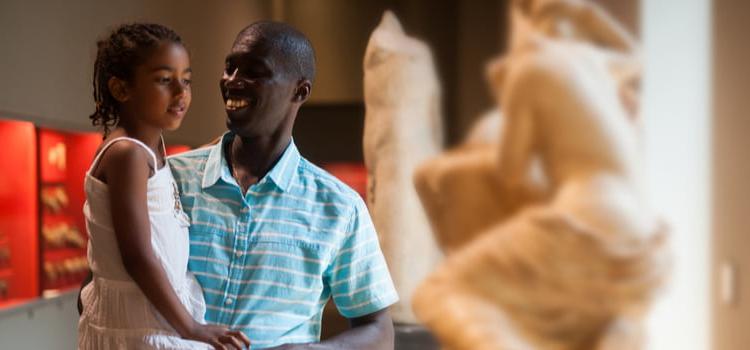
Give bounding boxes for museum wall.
[0,0,271,146]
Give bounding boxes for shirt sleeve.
[326,198,399,318]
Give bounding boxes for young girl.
[77,23,250,350]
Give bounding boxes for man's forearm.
[269,310,394,350]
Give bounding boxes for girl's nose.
[172,80,188,96]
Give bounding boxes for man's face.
[220,37,298,137]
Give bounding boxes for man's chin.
[226,118,257,137]
[226,111,244,127]
[225,118,242,133]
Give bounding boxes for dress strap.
[160,134,167,159]
[88,137,159,175]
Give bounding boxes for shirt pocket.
[242,239,332,302]
[188,228,231,282]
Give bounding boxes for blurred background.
[0,0,746,349]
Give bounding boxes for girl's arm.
[101,142,249,350]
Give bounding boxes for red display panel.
[323,163,367,200]
[38,128,101,294]
[0,120,39,308]
[166,144,191,156]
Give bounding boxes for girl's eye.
[158,77,171,84]
[182,79,192,86]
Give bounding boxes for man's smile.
[225,98,248,111]
[224,96,256,112]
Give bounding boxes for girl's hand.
[186,323,251,350]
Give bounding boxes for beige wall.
[0,0,270,146]
[280,0,395,104]
[712,0,750,349]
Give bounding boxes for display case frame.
[0,119,40,308]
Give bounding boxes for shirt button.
[225,298,233,305]
[235,251,243,258]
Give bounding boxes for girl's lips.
[167,106,186,117]
[168,103,186,113]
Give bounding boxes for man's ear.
[108,77,130,103]
[293,80,312,103]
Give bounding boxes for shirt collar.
[201,132,300,193]
[264,138,300,192]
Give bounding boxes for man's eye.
[182,79,192,86]
[158,77,171,84]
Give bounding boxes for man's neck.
[226,132,291,192]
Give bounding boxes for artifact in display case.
[42,222,86,249]
[48,142,67,172]
[38,127,100,294]
[0,246,10,267]
[41,185,69,213]
[43,256,89,291]
[0,279,8,300]
[0,119,39,308]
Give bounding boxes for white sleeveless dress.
[77,137,210,350]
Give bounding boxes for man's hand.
[184,323,251,350]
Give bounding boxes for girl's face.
[121,41,192,132]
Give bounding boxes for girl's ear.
[108,77,130,103]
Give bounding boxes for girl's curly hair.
[90,23,183,137]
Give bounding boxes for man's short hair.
[233,21,316,83]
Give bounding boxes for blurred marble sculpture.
[414,108,549,254]
[362,11,443,323]
[412,1,669,349]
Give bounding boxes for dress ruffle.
[78,277,210,350]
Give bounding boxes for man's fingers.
[229,330,251,347]
[219,334,244,350]
[211,340,227,350]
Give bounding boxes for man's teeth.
[226,99,249,110]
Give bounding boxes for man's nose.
[222,68,245,89]
[225,79,246,90]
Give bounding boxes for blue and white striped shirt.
[169,133,398,349]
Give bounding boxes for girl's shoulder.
[90,136,158,184]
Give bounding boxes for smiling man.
[168,21,398,349]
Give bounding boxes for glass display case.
[0,119,197,310]
[38,128,101,295]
